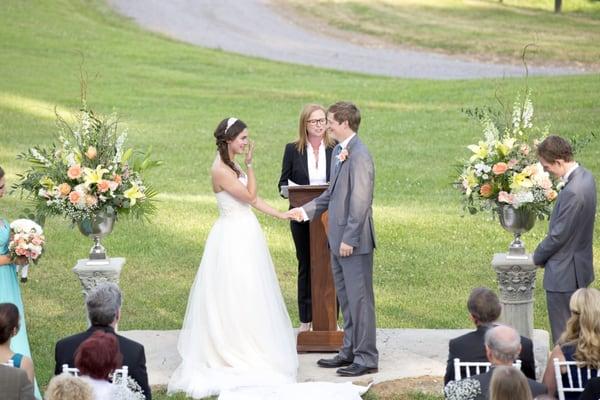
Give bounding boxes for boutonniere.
[556,181,566,191]
[337,148,349,162]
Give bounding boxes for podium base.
[297,330,344,353]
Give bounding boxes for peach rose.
[67,165,82,179]
[479,183,493,198]
[545,189,558,201]
[58,183,71,197]
[113,174,122,184]
[68,191,82,205]
[498,191,515,204]
[85,146,97,160]
[520,144,530,156]
[85,194,98,207]
[97,180,111,193]
[492,162,508,175]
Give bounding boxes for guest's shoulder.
[55,330,88,347]
[116,334,144,351]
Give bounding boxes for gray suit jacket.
[303,135,376,255]
[534,166,596,291]
[0,365,35,400]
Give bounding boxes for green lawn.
[280,0,600,67]
[0,1,599,399]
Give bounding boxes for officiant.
[278,104,336,332]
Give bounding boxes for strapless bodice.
[215,175,251,217]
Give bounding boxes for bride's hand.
[245,140,255,167]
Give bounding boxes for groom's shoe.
[317,355,353,368]
[336,363,378,377]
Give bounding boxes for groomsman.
[291,101,378,377]
[534,135,597,344]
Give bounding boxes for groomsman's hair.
[0,165,4,178]
[328,102,361,133]
[537,135,574,163]
[467,287,501,324]
[86,283,122,326]
[0,303,20,344]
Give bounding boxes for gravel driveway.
[107,0,579,79]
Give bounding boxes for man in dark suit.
[292,101,377,377]
[0,364,34,400]
[444,287,535,384]
[54,283,151,399]
[534,135,597,344]
[470,325,547,400]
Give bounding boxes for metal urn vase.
[77,210,116,264]
[498,205,536,258]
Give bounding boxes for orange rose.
[68,191,81,204]
[479,183,493,198]
[545,189,558,201]
[85,194,98,207]
[67,165,82,179]
[492,162,508,175]
[97,180,110,193]
[85,146,97,160]
[58,183,71,197]
[113,174,122,184]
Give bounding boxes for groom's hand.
[339,242,353,257]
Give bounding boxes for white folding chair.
[553,358,600,400]
[2,359,14,367]
[453,358,522,380]
[112,365,129,387]
[62,364,80,376]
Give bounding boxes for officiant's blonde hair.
[295,104,335,153]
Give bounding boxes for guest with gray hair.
[53,283,151,399]
[469,325,547,400]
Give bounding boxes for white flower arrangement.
[444,378,482,400]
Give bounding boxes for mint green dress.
[0,218,41,399]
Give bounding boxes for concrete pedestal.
[72,257,126,297]
[491,253,537,340]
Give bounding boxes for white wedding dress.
[168,176,367,400]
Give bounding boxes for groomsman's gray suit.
[303,135,378,368]
[534,166,597,343]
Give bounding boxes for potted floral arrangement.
[456,90,560,252]
[13,102,161,260]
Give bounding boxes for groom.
[290,101,378,377]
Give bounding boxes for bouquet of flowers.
[444,378,481,400]
[456,90,559,219]
[13,103,161,224]
[8,219,45,282]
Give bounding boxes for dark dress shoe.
[317,355,353,368]
[336,363,378,377]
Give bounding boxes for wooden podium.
[288,185,344,352]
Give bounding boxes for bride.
[168,117,299,398]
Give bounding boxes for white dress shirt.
[306,140,327,185]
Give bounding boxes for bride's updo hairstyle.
[214,117,247,177]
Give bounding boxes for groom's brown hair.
[328,102,361,133]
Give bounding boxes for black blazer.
[54,325,151,400]
[444,325,536,384]
[278,142,334,195]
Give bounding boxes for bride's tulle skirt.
[168,209,298,398]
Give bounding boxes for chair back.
[62,364,80,376]
[1,359,14,367]
[453,358,522,380]
[112,365,129,387]
[553,358,600,400]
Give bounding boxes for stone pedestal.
[72,257,126,297]
[491,253,537,339]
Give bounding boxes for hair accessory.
[225,117,238,134]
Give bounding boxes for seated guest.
[444,287,535,384]
[0,303,35,383]
[469,325,546,400]
[0,363,34,400]
[54,283,151,399]
[580,377,600,400]
[44,373,93,400]
[489,365,532,400]
[542,288,600,399]
[75,331,123,400]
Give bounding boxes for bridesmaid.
[0,166,41,398]
[278,104,336,332]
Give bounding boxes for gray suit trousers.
[332,252,378,368]
[547,290,575,344]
